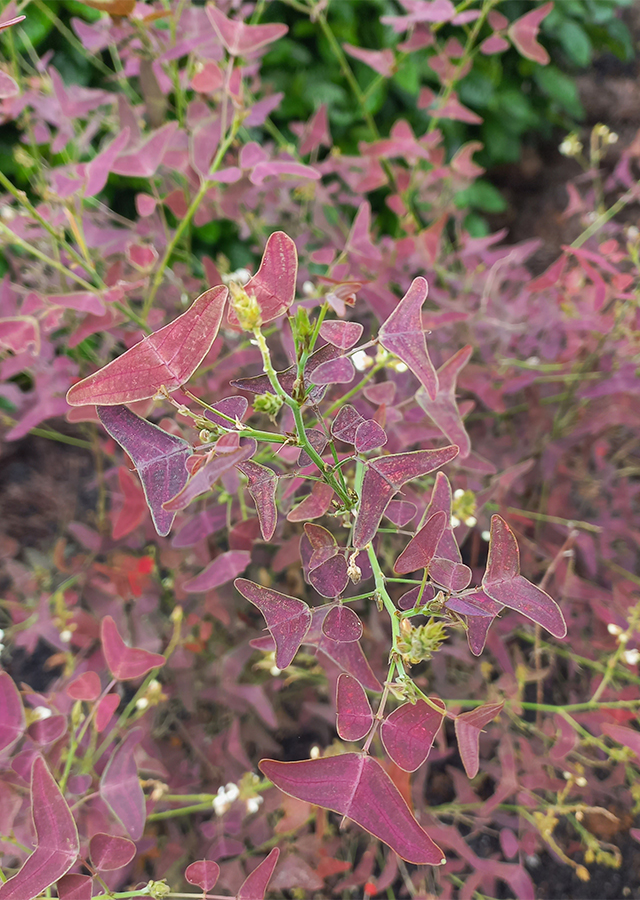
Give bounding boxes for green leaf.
[454,179,507,214]
[463,212,490,238]
[534,65,584,118]
[557,20,593,67]
[392,58,419,96]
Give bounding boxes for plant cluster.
[0,1,639,898]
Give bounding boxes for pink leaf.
[601,723,640,759]
[343,44,395,77]
[260,754,445,865]
[205,395,249,427]
[95,693,120,733]
[190,61,224,93]
[185,860,220,891]
[0,316,39,354]
[99,728,145,840]
[433,93,483,124]
[206,5,287,56]
[110,122,177,178]
[299,105,331,156]
[424,472,462,563]
[237,848,280,900]
[0,71,18,98]
[482,516,567,638]
[455,702,504,778]
[228,232,297,327]
[57,874,93,900]
[394,511,448,575]
[309,554,349,598]
[0,671,25,755]
[319,320,363,350]
[101,615,165,681]
[112,466,147,540]
[163,440,256,512]
[416,346,473,457]
[310,356,355,385]
[508,2,553,65]
[287,482,334,521]
[336,674,373,740]
[67,285,228,406]
[0,757,79,900]
[0,15,26,31]
[235,578,311,669]
[332,404,365,443]
[378,278,438,399]
[481,34,510,54]
[67,671,101,702]
[85,130,131,197]
[355,419,387,453]
[90,833,136,871]
[183,550,251,593]
[322,605,363,643]
[29,715,67,746]
[305,523,339,569]
[384,500,417,527]
[429,557,472,592]
[98,406,191,537]
[354,447,458,550]
[237,461,278,540]
[381,699,445,772]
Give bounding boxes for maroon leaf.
[205,395,249,428]
[95,693,120,733]
[355,419,387,453]
[232,343,338,406]
[354,447,458,550]
[322,605,363,643]
[424,472,462,563]
[445,590,500,619]
[309,554,349,598]
[28,715,67,746]
[67,286,228,406]
[0,757,79,900]
[381,699,445,772]
[310,356,355,385]
[112,466,147,539]
[416,345,473,458]
[206,6,288,56]
[67,671,101,702]
[163,440,256,512]
[260,754,445,865]
[319,320,363,350]
[331,404,365,443]
[235,579,311,669]
[336,674,373,741]
[287,482,334,521]
[304,523,339,569]
[237,848,280,900]
[455,702,504,778]
[101,616,165,681]
[398,584,436,611]
[466,616,493,657]
[394,511,447,575]
[90,833,136,871]
[227,232,297,327]
[378,277,438,400]
[185,860,220,891]
[237,461,278,540]
[56,874,93,900]
[429,557,472,592]
[183,550,251,593]
[482,516,567,638]
[99,728,145,840]
[0,671,26,755]
[297,428,328,468]
[384,500,417,527]
[97,405,191,537]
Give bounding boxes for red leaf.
[99,729,145,840]
[90,833,136,871]
[323,605,363,643]
[310,554,350,598]
[235,579,311,669]
[227,232,297,327]
[332,404,365,443]
[455,702,504,777]
[57,874,93,900]
[185,860,220,891]
[381,699,445,772]
[183,550,251,593]
[260,754,445,865]
[601,723,640,759]
[394,511,447,575]
[305,523,339,569]
[310,356,355,385]
[336,674,373,741]
[508,2,553,65]
[319,320,363,350]
[95,693,120,733]
[287,482,334,522]
[163,440,256,512]
[0,757,79,900]
[429,557,472,592]
[237,848,280,900]
[416,346,473,458]
[112,466,147,539]
[101,616,165,681]
[67,671,101,702]
[482,516,567,638]
[206,6,287,56]
[66,285,228,405]
[379,277,438,400]
[237,461,278,540]
[0,671,26,755]
[355,420,387,453]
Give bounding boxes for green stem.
[148,801,214,821]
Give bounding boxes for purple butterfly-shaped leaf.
[455,702,504,778]
[99,728,145,840]
[97,405,191,537]
[237,848,280,900]
[378,277,438,400]
[398,584,436,611]
[260,754,445,865]
[232,343,339,406]
[331,404,364,443]
[416,345,473,458]
[385,500,417,527]
[310,356,355,385]
[429,557,472,592]
[424,472,462,562]
[319,320,363,350]
[237,461,278,541]
[90,833,136,871]
[207,6,288,56]
[336,674,373,741]
[381,699,445,772]
[482,516,567,638]
[305,523,339,569]
[28,715,67,746]
[0,757,79,900]
[0,671,25,755]
[163,440,256,512]
[355,419,387,453]
[227,232,297,327]
[56,875,92,900]
[287,482,334,521]
[95,694,120,733]
[101,616,165,681]
[322,605,363,643]
[354,447,459,550]
[507,1,552,64]
[67,671,101,702]
[67,285,228,406]
[394,510,447,575]
[310,554,349,598]
[185,860,220,892]
[205,395,249,428]
[184,550,251,593]
[297,428,328,468]
[235,579,311,669]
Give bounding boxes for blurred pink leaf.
[355,419,387,453]
[0,71,18,98]
[0,757,79,900]
[508,2,553,65]
[431,92,483,124]
[95,693,120,733]
[163,440,256,512]
[0,15,25,31]
[299,104,331,156]
[343,44,395,77]
[56,874,92,900]
[85,129,130,197]
[101,615,165,681]
[381,698,445,772]
[260,754,445,864]
[250,160,320,185]
[287,482,334,522]
[237,848,280,900]
[237,461,278,540]
[394,511,447,575]
[99,728,145,840]
[384,500,417,527]
[90,833,136,871]
[98,406,191,537]
[0,316,39,354]
[416,345,473,457]
[235,578,311,669]
[424,472,462,563]
[310,356,355,385]
[0,671,25,755]
[228,232,297,327]
[185,860,220,891]
[319,320,363,350]
[304,523,339,569]
[455,702,504,778]
[379,277,438,399]
[67,671,101,702]
[206,5,287,55]
[183,550,251,593]
[336,673,373,740]
[67,285,228,406]
[28,715,67,746]
[482,516,567,638]
[111,122,177,177]
[354,447,458,549]
[322,605,363,643]
[601,723,640,759]
[332,404,365,443]
[112,466,147,540]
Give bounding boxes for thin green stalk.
[27,428,93,449]
[148,801,214,821]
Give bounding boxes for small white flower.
[453,489,465,499]
[310,745,320,759]
[0,629,5,642]
[302,280,315,296]
[224,782,240,802]
[270,666,282,677]
[607,623,622,636]
[60,629,72,643]
[623,648,640,666]
[223,268,251,286]
[481,530,490,542]
[352,350,373,372]
[246,796,263,814]
[450,516,461,529]
[180,292,189,306]
[33,706,52,720]
[526,356,540,366]
[607,131,619,144]
[392,361,408,373]
[136,697,149,711]
[213,793,230,816]
[626,225,639,240]
[576,776,587,787]
[465,516,477,528]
